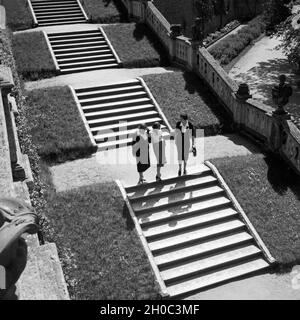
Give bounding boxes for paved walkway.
[187,267,300,300]
[25,67,174,91]
[50,134,260,192]
[229,36,300,107]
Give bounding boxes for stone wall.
[122,0,300,176]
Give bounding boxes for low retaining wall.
[121,0,300,176]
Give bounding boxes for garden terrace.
[42,180,160,299]
[142,71,232,135]
[211,154,300,270]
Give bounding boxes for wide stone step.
[94,125,168,143]
[90,117,163,133]
[34,7,80,13]
[54,45,109,54]
[87,110,159,127]
[56,50,112,59]
[85,104,155,120]
[162,244,261,284]
[128,175,218,201]
[148,219,246,254]
[76,79,141,93]
[52,41,107,49]
[60,64,118,74]
[97,137,133,150]
[133,186,225,214]
[37,15,85,22]
[36,12,83,19]
[59,58,117,69]
[48,32,101,41]
[50,36,104,45]
[154,231,254,268]
[57,54,114,64]
[38,20,87,26]
[138,196,232,227]
[80,91,148,106]
[33,3,79,9]
[167,257,269,298]
[36,9,82,16]
[143,207,239,241]
[77,85,144,99]
[81,97,151,112]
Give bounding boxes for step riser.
[131,180,219,204]
[76,82,141,94]
[50,37,104,45]
[82,100,151,113]
[49,34,102,41]
[60,64,118,74]
[37,15,85,22]
[85,106,156,120]
[80,93,148,107]
[88,113,158,128]
[56,51,111,59]
[57,55,114,64]
[52,42,107,50]
[36,13,83,19]
[38,20,86,26]
[164,251,262,286]
[78,88,144,100]
[151,225,246,255]
[36,10,82,16]
[60,59,116,70]
[134,190,226,216]
[140,202,232,229]
[145,214,240,242]
[54,47,109,55]
[90,119,163,134]
[156,238,255,269]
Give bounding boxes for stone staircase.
[122,164,273,298]
[47,29,120,74]
[73,78,171,150]
[17,243,69,300]
[30,0,88,26]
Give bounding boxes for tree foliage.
[194,0,215,26]
[264,0,292,31]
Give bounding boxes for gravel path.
[50,134,260,192]
[25,67,174,91]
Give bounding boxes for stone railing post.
[191,40,201,70]
[269,113,291,153]
[169,24,182,60]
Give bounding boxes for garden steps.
[17,243,69,300]
[122,164,272,298]
[47,29,120,74]
[30,0,87,26]
[74,79,170,150]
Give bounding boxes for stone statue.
[0,198,39,299]
[272,74,293,115]
[191,17,204,42]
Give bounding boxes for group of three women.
[132,114,196,184]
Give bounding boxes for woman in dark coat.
[132,124,151,184]
[175,114,196,176]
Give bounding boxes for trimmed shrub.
[2,0,33,30]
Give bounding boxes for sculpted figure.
[191,17,204,42]
[0,198,39,299]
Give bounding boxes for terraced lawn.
[2,0,33,30]
[142,71,232,135]
[42,179,159,299]
[25,86,95,163]
[211,154,300,270]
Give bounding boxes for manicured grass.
[80,0,126,22]
[209,16,266,65]
[13,31,57,80]
[43,181,159,299]
[25,86,95,163]
[211,154,300,270]
[142,71,232,135]
[2,0,33,30]
[102,23,169,68]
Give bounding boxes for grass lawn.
[2,0,33,30]
[25,86,96,163]
[42,179,160,299]
[102,23,169,68]
[80,0,127,23]
[142,71,232,135]
[211,154,300,270]
[13,31,57,80]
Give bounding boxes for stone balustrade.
[120,0,300,176]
